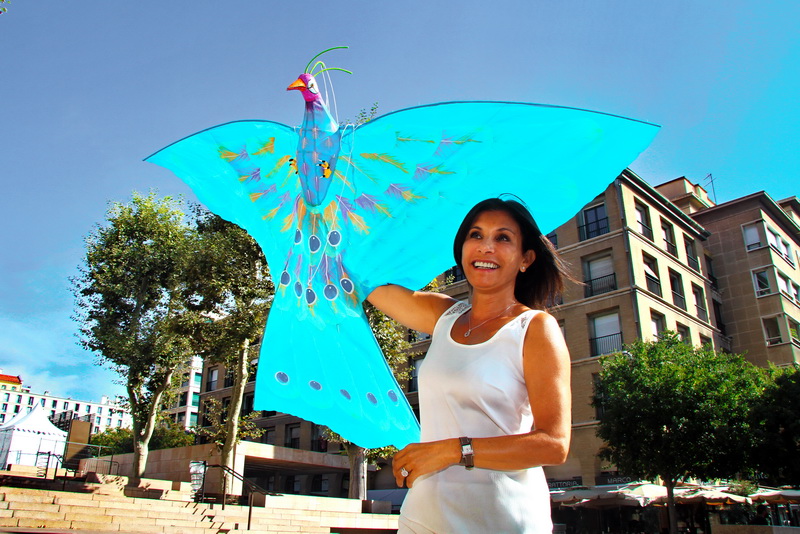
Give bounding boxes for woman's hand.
[392,438,462,488]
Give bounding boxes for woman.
[368,198,572,533]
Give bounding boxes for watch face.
[462,444,474,455]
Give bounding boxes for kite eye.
[309,234,321,252]
[279,271,291,286]
[327,230,341,247]
[324,284,338,300]
[294,229,302,244]
[306,288,317,305]
[307,78,319,94]
[340,277,354,294]
[294,282,303,298]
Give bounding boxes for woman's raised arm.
[367,284,456,334]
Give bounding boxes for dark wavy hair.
[452,198,570,310]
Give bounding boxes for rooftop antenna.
[703,173,717,204]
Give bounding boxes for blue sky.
[1,1,798,401]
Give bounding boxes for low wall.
[715,526,800,534]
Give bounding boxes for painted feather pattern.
[145,65,659,448]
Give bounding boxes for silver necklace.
[464,302,516,338]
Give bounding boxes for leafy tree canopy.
[594,332,768,485]
[752,364,800,486]
[91,422,194,455]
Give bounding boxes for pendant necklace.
[464,302,517,338]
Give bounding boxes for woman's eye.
[497,234,510,241]
[469,231,481,239]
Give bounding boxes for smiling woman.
[367,197,573,533]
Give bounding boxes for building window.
[206,368,219,392]
[766,228,793,264]
[651,311,666,340]
[700,335,712,347]
[743,223,763,250]
[2,393,8,402]
[1,404,7,411]
[444,265,466,284]
[693,285,708,322]
[713,300,727,335]
[661,220,678,257]
[706,255,717,289]
[684,236,700,272]
[194,373,202,386]
[634,201,653,240]
[192,392,200,407]
[409,358,421,393]
[676,323,691,344]
[669,270,686,310]
[584,255,617,298]
[311,474,329,495]
[546,231,558,248]
[592,373,605,420]
[27,397,34,406]
[97,407,102,415]
[580,204,610,241]
[51,400,57,409]
[589,311,622,356]
[263,427,276,445]
[311,425,327,452]
[763,317,782,346]
[189,413,198,426]
[753,270,771,296]
[223,369,235,388]
[285,424,301,449]
[642,254,661,296]
[242,394,254,415]
[179,392,188,407]
[789,318,800,347]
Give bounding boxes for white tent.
[0,403,67,469]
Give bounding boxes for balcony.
[766,336,783,346]
[645,275,662,297]
[696,305,709,322]
[672,291,687,310]
[638,222,654,241]
[590,333,623,356]
[579,218,610,241]
[584,273,617,298]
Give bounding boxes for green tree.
[752,364,800,486]
[73,192,201,478]
[188,210,273,492]
[91,422,194,454]
[593,332,767,534]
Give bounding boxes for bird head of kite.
[288,46,352,103]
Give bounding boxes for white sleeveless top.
[399,301,553,534]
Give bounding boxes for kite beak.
[287,78,306,91]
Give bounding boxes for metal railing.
[672,291,687,310]
[638,222,653,240]
[590,333,623,356]
[579,218,610,241]
[645,275,662,297]
[665,241,678,257]
[200,463,278,530]
[584,274,617,298]
[696,305,709,322]
[687,255,700,271]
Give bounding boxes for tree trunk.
[130,370,173,478]
[665,478,679,534]
[346,443,367,500]
[220,337,250,494]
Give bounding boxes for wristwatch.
[459,436,474,470]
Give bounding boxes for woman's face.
[460,210,535,295]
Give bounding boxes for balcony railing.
[590,333,623,356]
[687,255,700,272]
[672,291,687,310]
[665,241,678,257]
[645,275,662,297]
[696,306,709,322]
[766,336,783,346]
[639,222,654,241]
[584,274,617,298]
[579,218,610,241]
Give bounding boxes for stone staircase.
[0,486,399,533]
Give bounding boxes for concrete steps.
[0,485,398,533]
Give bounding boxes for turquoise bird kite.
[146,47,658,449]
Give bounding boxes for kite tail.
[253,299,420,449]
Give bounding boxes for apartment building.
[544,170,720,486]
[0,373,131,434]
[164,355,204,429]
[657,179,800,367]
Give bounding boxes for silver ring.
[400,467,409,477]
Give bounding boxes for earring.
[520,266,526,272]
